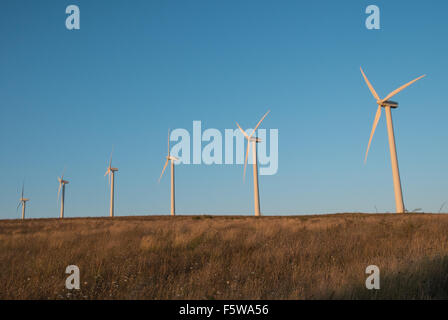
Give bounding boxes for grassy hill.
[1,214,448,299]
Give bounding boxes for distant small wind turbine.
[236,110,270,216]
[105,149,118,217]
[360,67,425,214]
[158,129,179,216]
[17,182,29,220]
[57,169,69,218]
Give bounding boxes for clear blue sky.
[1,0,447,218]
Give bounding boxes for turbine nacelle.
[105,167,119,175]
[167,155,179,161]
[378,100,399,108]
[247,136,262,143]
[58,178,69,185]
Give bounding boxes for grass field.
[1,213,448,299]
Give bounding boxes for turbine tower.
[17,182,29,220]
[236,110,270,216]
[360,67,425,214]
[159,129,179,216]
[57,170,69,218]
[105,150,118,217]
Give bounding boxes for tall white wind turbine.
[158,129,179,216]
[17,182,29,220]
[105,150,118,217]
[57,169,70,218]
[360,67,425,214]
[236,110,270,216]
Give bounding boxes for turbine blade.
[360,67,380,101]
[365,106,382,162]
[104,169,111,185]
[249,110,270,138]
[158,159,169,183]
[383,74,426,102]
[21,182,24,199]
[167,128,170,156]
[61,167,66,181]
[243,142,250,182]
[236,122,249,139]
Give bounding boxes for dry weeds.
[1,214,448,299]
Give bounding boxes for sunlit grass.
[1,214,448,299]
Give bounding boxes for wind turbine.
[158,129,179,216]
[57,170,69,218]
[17,182,29,220]
[105,150,118,217]
[360,67,425,214]
[236,110,270,216]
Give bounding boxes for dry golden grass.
[1,214,448,299]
